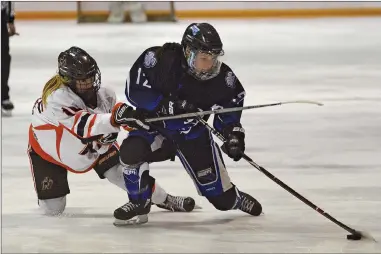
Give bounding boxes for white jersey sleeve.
[34,86,119,139]
[30,86,121,173]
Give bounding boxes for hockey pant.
[27,143,168,215]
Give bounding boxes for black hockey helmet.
[181,23,224,80]
[58,46,101,107]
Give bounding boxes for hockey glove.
[158,96,197,116]
[221,124,245,161]
[111,103,150,131]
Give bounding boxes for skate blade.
[194,204,202,210]
[113,214,148,227]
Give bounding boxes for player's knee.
[38,196,66,216]
[93,145,120,179]
[104,164,126,191]
[147,138,177,163]
[120,136,151,166]
[206,186,238,211]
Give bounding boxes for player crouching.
[28,46,196,217]
[110,23,263,226]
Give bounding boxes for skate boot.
[239,191,262,216]
[156,194,196,212]
[2,100,14,117]
[113,200,151,226]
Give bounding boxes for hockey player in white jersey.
[28,46,196,217]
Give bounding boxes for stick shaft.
[146,103,279,122]
[145,100,322,123]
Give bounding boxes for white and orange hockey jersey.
[29,86,122,174]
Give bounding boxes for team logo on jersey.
[144,51,157,68]
[225,71,236,89]
[190,25,200,36]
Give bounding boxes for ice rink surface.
[1,18,381,253]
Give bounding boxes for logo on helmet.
[144,51,157,68]
[225,71,236,89]
[190,25,200,36]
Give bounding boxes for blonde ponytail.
[41,74,69,105]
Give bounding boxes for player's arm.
[52,87,150,143]
[213,73,246,133]
[57,103,120,139]
[126,47,196,116]
[126,57,163,112]
[45,87,151,138]
[40,90,120,139]
[213,71,246,162]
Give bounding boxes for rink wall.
[14,1,381,20]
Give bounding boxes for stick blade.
[349,230,378,242]
[359,230,378,242]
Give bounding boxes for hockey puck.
[347,233,362,240]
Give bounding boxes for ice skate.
[113,200,151,226]
[239,191,262,216]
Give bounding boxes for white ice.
[2,18,381,253]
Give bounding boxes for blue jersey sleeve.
[213,74,246,132]
[125,61,163,111]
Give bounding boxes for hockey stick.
[145,100,323,123]
[197,117,376,242]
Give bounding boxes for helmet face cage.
[72,68,101,93]
[185,47,223,81]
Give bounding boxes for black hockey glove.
[221,124,245,161]
[111,103,150,131]
[98,133,118,145]
[158,96,197,116]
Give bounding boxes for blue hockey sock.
[122,162,152,204]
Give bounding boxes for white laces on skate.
[240,196,255,213]
[164,195,186,212]
[121,202,138,212]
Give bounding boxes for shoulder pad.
[48,87,84,109]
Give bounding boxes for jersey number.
[136,67,151,88]
[32,98,44,114]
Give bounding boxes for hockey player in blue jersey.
[111,23,262,225]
